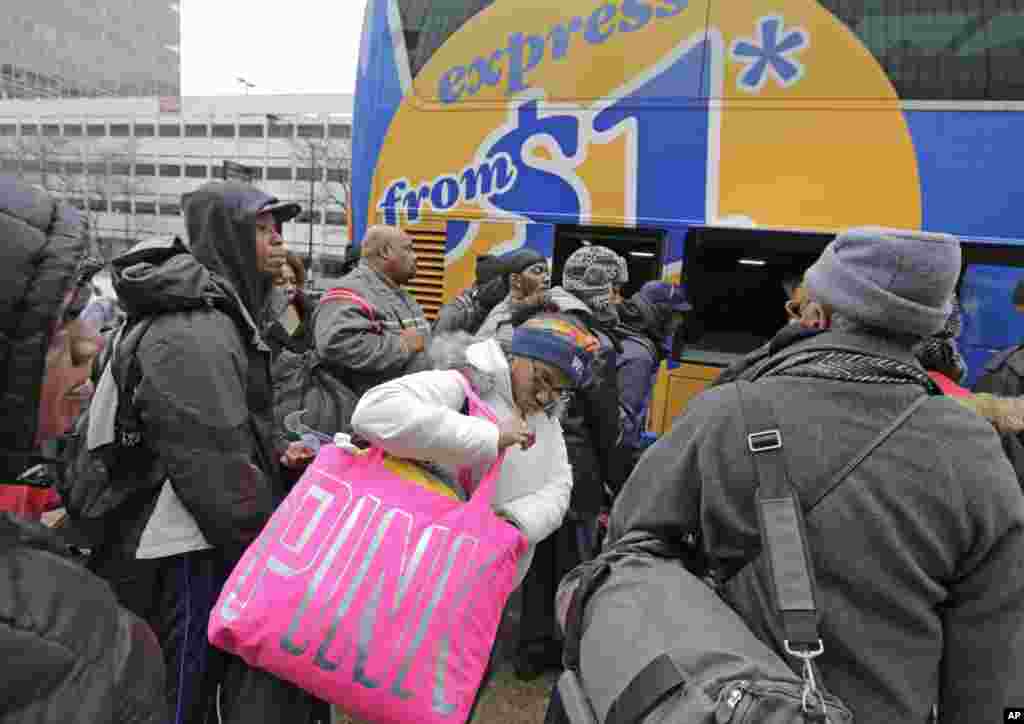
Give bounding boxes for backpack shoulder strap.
[734,381,930,657]
[320,287,382,334]
[110,317,158,446]
[734,382,821,657]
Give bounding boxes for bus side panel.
[907,110,1024,242]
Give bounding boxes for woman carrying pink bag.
[350,313,599,718]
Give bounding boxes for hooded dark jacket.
[608,329,1024,723]
[614,296,665,454]
[0,174,168,723]
[104,183,284,563]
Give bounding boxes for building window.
[65,161,84,175]
[324,210,346,226]
[296,210,322,224]
[1,158,18,172]
[212,124,235,138]
[46,160,62,174]
[185,124,208,138]
[111,162,132,176]
[20,124,37,136]
[328,124,351,139]
[111,200,132,214]
[42,124,60,136]
[266,166,293,181]
[326,168,350,183]
[63,124,83,137]
[134,124,155,137]
[68,198,86,210]
[110,124,130,137]
[87,124,105,137]
[135,200,156,215]
[185,164,207,179]
[248,166,263,180]
[160,201,181,216]
[239,124,264,138]
[268,123,294,138]
[88,198,108,212]
[23,160,41,172]
[296,167,323,182]
[87,161,107,175]
[298,124,325,139]
[159,124,181,137]
[160,164,182,178]
[135,163,156,176]
[0,124,15,136]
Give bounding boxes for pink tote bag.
[209,374,527,724]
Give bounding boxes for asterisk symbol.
[731,16,809,92]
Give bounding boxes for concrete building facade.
[2,0,181,99]
[0,93,354,264]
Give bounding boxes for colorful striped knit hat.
[510,313,599,387]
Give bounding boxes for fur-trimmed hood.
[428,331,512,406]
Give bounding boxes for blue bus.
[351,0,1024,430]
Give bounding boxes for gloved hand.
[476,276,510,311]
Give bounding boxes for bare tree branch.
[0,135,153,261]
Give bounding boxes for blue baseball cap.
[638,281,691,313]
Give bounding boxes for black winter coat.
[560,316,631,513]
[0,515,167,724]
[0,173,168,723]
[106,186,286,564]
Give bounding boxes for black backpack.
[55,316,165,545]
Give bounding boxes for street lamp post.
[308,142,316,287]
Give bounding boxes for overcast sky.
[180,0,366,96]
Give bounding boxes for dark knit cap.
[805,227,961,337]
[498,248,547,276]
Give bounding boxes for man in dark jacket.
[475,247,551,346]
[516,245,631,680]
[0,173,168,723]
[615,281,691,464]
[86,182,311,724]
[313,225,432,397]
[605,228,1024,723]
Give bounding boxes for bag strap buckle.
[747,429,782,453]
[786,640,828,717]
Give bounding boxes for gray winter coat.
[608,330,1024,724]
[313,262,432,396]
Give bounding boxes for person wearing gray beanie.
[602,223,1024,724]
[562,245,627,326]
[803,227,962,338]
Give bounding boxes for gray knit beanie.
[804,227,961,338]
[562,245,624,325]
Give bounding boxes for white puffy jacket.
[350,338,573,582]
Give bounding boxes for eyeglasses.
[522,262,549,276]
[531,360,573,416]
